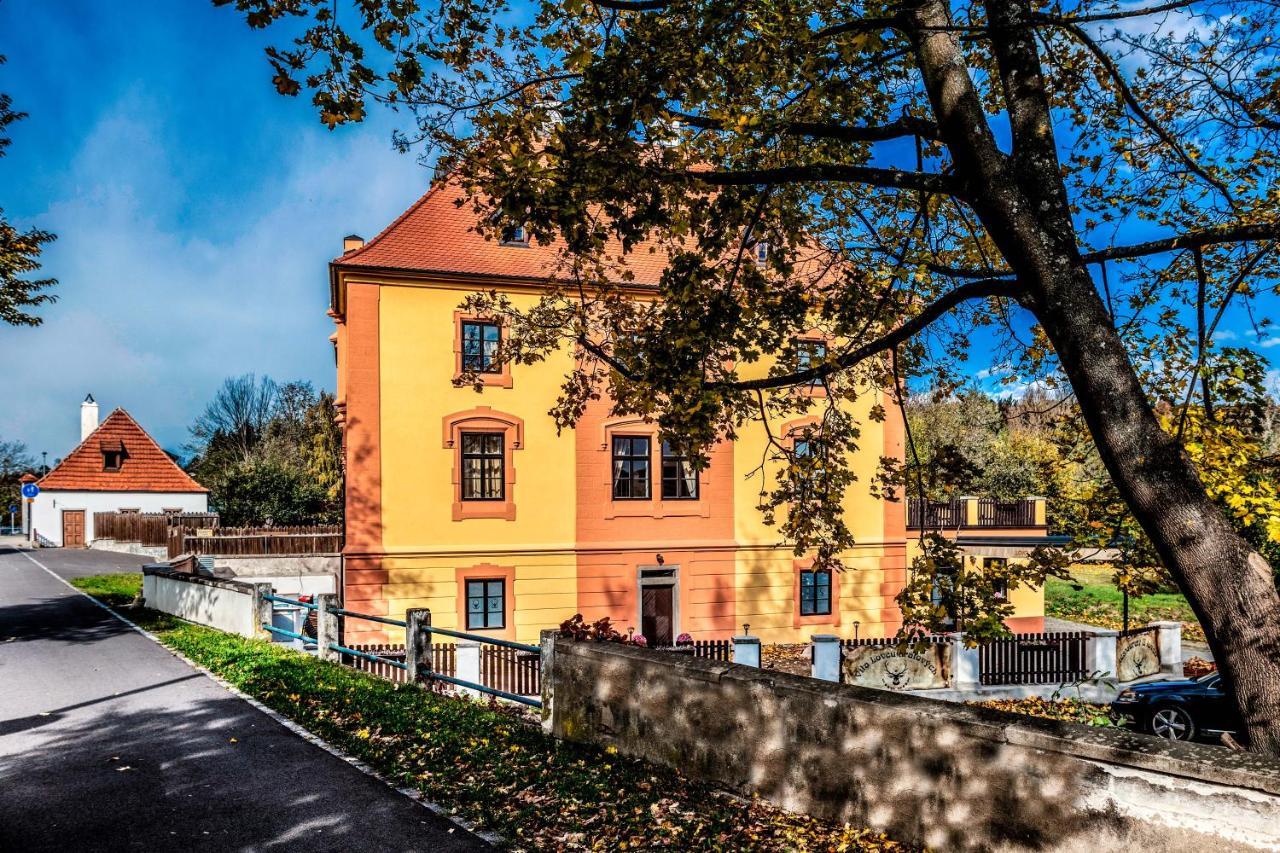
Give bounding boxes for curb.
[18,550,504,849]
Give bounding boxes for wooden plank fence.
[94,512,219,546]
[978,631,1089,685]
[168,525,342,559]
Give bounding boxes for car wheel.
[1149,705,1197,741]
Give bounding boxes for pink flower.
[676,633,693,644]
[631,634,648,647]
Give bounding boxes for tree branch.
[683,164,960,196]
[1082,223,1280,263]
[710,277,1016,392]
[672,112,941,143]
[589,0,668,10]
[1033,1,1197,25]
[1052,20,1235,203]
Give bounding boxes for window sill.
[452,371,514,389]
[452,500,517,521]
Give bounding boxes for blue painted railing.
[264,595,541,707]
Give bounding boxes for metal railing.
[262,594,541,708]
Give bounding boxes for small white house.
[31,396,208,547]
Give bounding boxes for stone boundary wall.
[544,634,1280,852]
[90,539,168,560]
[142,567,266,640]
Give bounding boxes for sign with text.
[843,642,951,691]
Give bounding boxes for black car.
[1111,672,1242,742]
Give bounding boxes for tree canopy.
[220,0,1280,751]
[187,374,342,526]
[0,55,56,327]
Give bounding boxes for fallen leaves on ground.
[76,576,908,853]
[968,696,1121,727]
[1184,657,1217,678]
[761,643,810,676]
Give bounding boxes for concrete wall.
[33,491,208,546]
[90,539,168,559]
[546,636,1280,852]
[142,569,261,639]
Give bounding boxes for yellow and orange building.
[329,178,1044,645]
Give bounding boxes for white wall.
[31,491,209,546]
[142,571,261,639]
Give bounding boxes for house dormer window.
[102,441,127,472]
[500,223,528,246]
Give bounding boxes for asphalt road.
[0,546,489,853]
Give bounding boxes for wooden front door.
[62,510,85,548]
[641,585,675,647]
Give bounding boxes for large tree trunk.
[1036,262,1280,755]
[906,0,1280,752]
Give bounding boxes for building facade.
[31,397,208,547]
[331,180,1042,644]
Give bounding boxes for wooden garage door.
[62,510,85,548]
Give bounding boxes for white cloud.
[0,89,424,459]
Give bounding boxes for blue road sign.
[20,483,39,500]
[7,505,15,514]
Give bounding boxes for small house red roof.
[37,408,206,493]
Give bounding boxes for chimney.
[81,393,99,441]
[343,234,364,253]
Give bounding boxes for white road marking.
[8,548,500,848]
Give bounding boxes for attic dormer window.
[500,223,529,246]
[101,440,127,472]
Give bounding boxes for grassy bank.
[71,574,903,852]
[1045,565,1205,644]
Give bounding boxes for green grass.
[71,572,144,607]
[1045,565,1205,643]
[70,573,904,852]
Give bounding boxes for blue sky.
[0,0,425,460]
[1,1,1275,462]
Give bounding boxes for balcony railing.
[907,497,1043,530]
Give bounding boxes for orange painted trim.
[456,563,517,641]
[793,556,841,628]
[343,283,382,553]
[452,310,514,389]
[596,417,712,520]
[1005,615,1045,633]
[442,407,524,521]
[779,415,822,444]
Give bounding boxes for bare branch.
[589,0,668,10]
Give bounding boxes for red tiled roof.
[38,409,207,493]
[333,178,673,286]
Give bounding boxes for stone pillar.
[951,633,980,688]
[960,496,980,527]
[456,641,482,698]
[1086,629,1118,678]
[1030,496,1047,527]
[251,583,273,641]
[315,593,340,662]
[732,635,761,667]
[405,608,432,684]
[1150,621,1184,678]
[811,634,842,682]
[540,629,557,730]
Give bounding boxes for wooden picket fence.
[341,642,540,696]
[481,646,542,696]
[978,631,1090,685]
[689,639,732,661]
[167,525,342,559]
[94,512,220,546]
[343,643,456,685]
